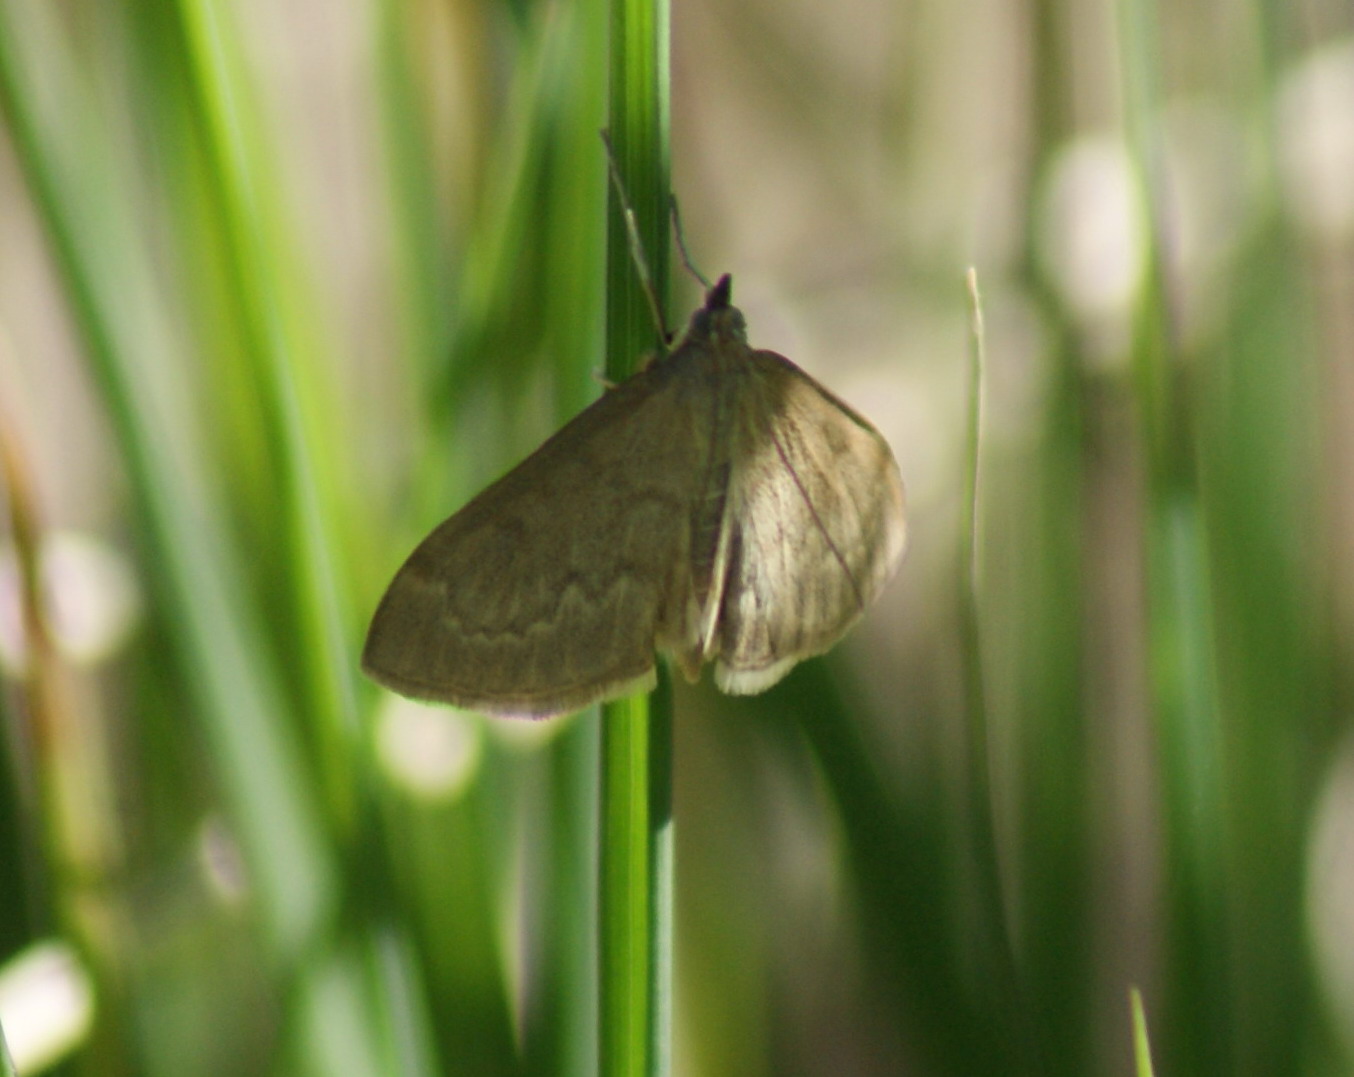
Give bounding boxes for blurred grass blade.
[1118,0,1232,1067]
[173,0,363,824]
[0,0,333,964]
[959,268,1035,1068]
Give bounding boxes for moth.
[362,274,906,718]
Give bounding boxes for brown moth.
[362,274,906,718]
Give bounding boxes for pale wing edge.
[362,642,657,719]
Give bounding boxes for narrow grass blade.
[1131,987,1158,1077]
[599,3,673,1071]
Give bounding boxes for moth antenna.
[600,129,671,344]
[669,195,713,290]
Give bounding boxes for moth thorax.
[687,304,748,348]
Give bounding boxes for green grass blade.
[1131,987,1158,1077]
[599,1,672,1071]
[599,688,672,1077]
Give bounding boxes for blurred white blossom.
[374,694,484,802]
[1277,39,1354,242]
[0,531,141,675]
[1307,733,1354,1057]
[1038,135,1147,327]
[0,941,94,1074]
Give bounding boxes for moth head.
[685,273,748,347]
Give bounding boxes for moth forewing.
[362,354,712,719]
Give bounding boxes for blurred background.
[1,0,1352,1073]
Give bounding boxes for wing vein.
[764,422,866,611]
